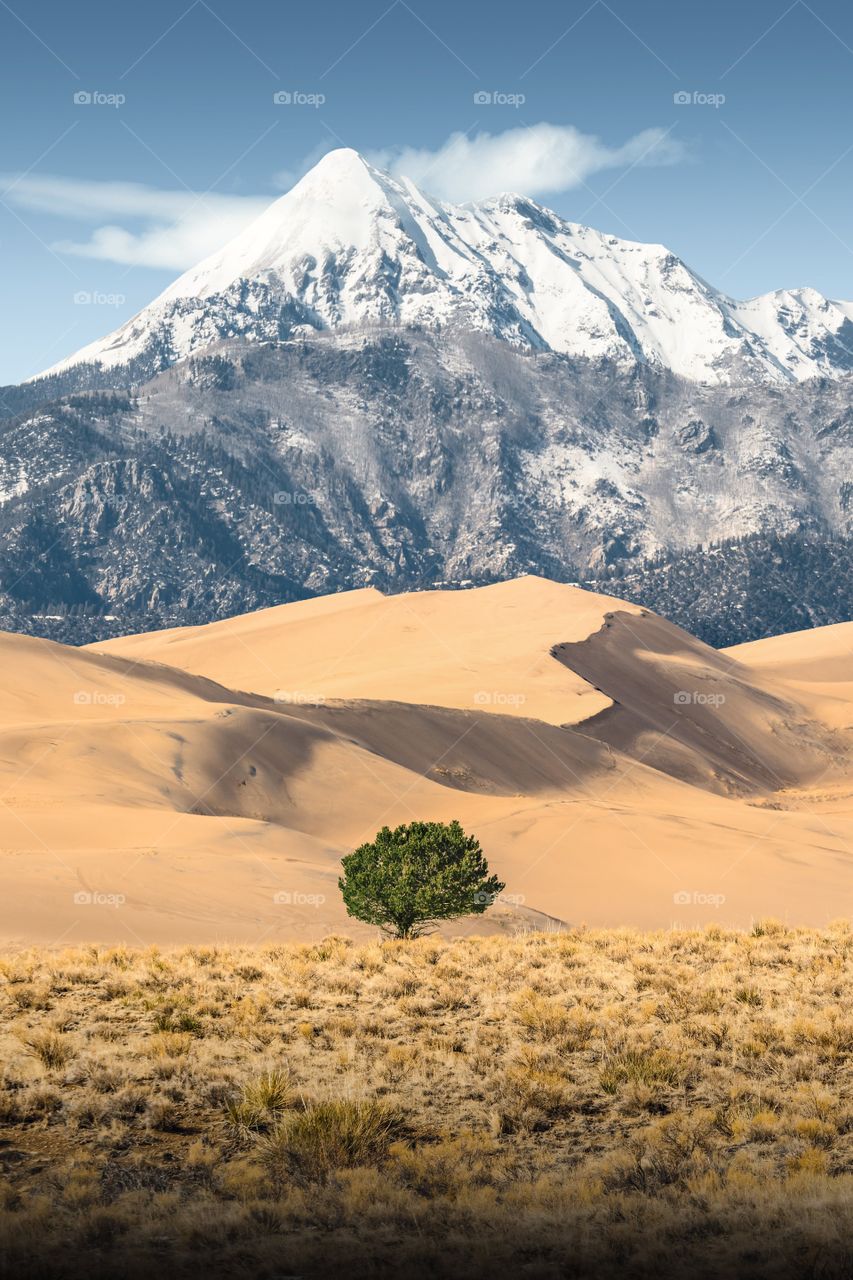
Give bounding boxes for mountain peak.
[33,149,853,386]
[153,149,403,307]
[288,147,385,199]
[300,147,372,176]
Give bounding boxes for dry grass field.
[2,924,853,1278]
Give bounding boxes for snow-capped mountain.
[4,148,853,649]
[37,148,853,386]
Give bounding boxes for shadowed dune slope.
[554,610,847,796]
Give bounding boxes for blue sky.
[2,0,853,382]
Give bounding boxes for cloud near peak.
[370,122,685,203]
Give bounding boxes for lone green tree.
[339,820,505,939]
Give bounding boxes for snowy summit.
[38,148,853,385]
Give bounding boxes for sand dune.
[725,621,853,734]
[726,620,853,683]
[92,577,627,726]
[0,577,851,944]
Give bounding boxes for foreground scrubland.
[3,925,853,1278]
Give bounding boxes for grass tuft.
[260,1099,408,1183]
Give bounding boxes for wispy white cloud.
[0,123,685,270]
[371,122,685,202]
[1,174,268,270]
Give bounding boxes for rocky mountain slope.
[1,330,852,645]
